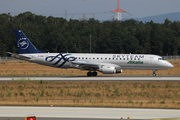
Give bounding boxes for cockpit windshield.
[158,58,165,60]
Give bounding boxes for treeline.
[0,12,180,56]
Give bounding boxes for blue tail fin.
[14,29,44,54]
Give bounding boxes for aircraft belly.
[60,62,70,68]
[122,65,163,70]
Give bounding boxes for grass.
[0,81,180,108]
[0,59,179,76]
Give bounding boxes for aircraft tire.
[153,71,156,77]
[153,73,156,77]
[92,72,97,76]
[87,72,92,76]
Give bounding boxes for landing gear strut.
[153,70,157,77]
[87,71,97,76]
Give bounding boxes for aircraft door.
[44,55,49,63]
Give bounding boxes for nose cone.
[167,62,174,69]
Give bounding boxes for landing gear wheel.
[153,73,156,77]
[92,72,97,76]
[153,71,156,77]
[87,72,92,76]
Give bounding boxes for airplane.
[7,29,174,77]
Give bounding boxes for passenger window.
[134,58,136,60]
[97,58,99,59]
[82,57,84,59]
[101,58,103,60]
[109,58,111,60]
[116,58,118,60]
[105,58,107,60]
[79,57,80,59]
[127,58,129,60]
[131,58,132,60]
[123,58,125,60]
[93,58,95,59]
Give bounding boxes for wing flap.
[71,61,121,70]
[71,61,100,70]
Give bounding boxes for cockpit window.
[158,58,165,60]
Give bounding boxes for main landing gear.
[87,71,97,76]
[153,70,157,77]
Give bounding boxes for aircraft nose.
[167,62,174,68]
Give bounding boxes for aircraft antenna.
[110,0,126,21]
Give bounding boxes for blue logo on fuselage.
[45,53,76,67]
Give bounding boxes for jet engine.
[99,66,123,74]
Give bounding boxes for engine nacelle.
[99,66,123,74]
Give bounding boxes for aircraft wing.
[71,61,121,70]
[7,52,31,60]
[71,61,100,70]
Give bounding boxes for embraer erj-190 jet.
[7,29,174,77]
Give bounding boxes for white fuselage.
[19,53,173,70]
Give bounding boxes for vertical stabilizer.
[14,29,44,54]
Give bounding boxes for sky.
[1,0,180,21]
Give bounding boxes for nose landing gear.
[153,70,157,77]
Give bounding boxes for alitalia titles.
[127,60,143,64]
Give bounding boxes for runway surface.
[0,106,180,119]
[0,76,180,81]
[0,117,121,120]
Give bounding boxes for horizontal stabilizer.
[7,52,31,60]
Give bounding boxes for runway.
[0,106,180,119]
[0,117,119,120]
[0,76,180,81]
